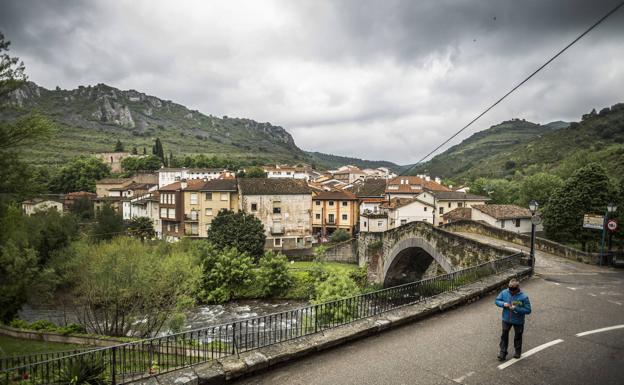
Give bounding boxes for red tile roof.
[385,176,451,194]
[472,204,532,220]
[313,190,358,200]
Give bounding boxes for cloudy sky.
[1,0,623,164]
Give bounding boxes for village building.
[359,212,389,233]
[94,152,132,173]
[264,165,316,181]
[238,178,313,251]
[471,204,542,233]
[157,168,233,188]
[333,166,366,184]
[385,176,451,200]
[344,178,387,214]
[93,177,134,213]
[126,192,162,239]
[63,191,96,211]
[183,179,238,238]
[312,190,359,240]
[381,197,434,228]
[158,180,205,241]
[415,191,491,226]
[21,198,64,215]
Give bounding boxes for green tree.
[517,172,564,207]
[0,241,38,322]
[27,208,79,264]
[244,166,266,178]
[0,32,26,99]
[468,177,519,204]
[49,156,110,193]
[152,137,165,164]
[131,146,138,155]
[543,163,615,250]
[207,209,266,259]
[91,204,123,242]
[67,237,201,337]
[126,216,156,242]
[193,242,254,303]
[121,155,162,174]
[70,197,94,220]
[257,251,292,296]
[114,139,124,152]
[312,273,361,324]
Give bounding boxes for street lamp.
[528,200,539,269]
[600,203,617,265]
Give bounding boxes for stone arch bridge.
[357,221,514,287]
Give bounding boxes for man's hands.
[503,303,516,310]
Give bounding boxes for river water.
[18,299,308,334]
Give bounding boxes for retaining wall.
[0,325,128,347]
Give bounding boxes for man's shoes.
[513,351,521,359]
[497,352,507,361]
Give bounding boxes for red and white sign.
[607,219,618,232]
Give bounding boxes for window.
[515,219,521,227]
[167,223,171,231]
[439,207,444,214]
[251,203,258,212]
[328,201,335,206]
[205,208,213,216]
[273,207,281,214]
[401,219,407,225]
[501,220,505,229]
[160,208,167,217]
[424,207,427,212]
[174,224,179,233]
[168,208,176,219]
[190,210,198,220]
[274,238,282,247]
[315,201,321,206]
[190,193,198,205]
[205,192,212,201]
[342,214,348,221]
[206,223,211,232]
[363,221,367,228]
[448,202,452,208]
[160,195,165,204]
[296,237,303,247]
[458,202,463,208]
[220,193,228,201]
[315,213,321,219]
[328,214,335,223]
[190,223,198,235]
[377,221,383,227]
[342,201,348,207]
[171,194,175,204]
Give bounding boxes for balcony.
[185,212,199,222]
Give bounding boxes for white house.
[360,212,389,233]
[380,197,434,229]
[21,198,64,216]
[157,168,233,188]
[123,192,162,239]
[265,165,315,181]
[415,191,490,226]
[471,204,542,233]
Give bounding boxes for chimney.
[181,179,188,189]
[425,176,431,182]
[435,177,441,184]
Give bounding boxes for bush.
[330,229,350,243]
[28,320,57,332]
[258,251,292,296]
[348,267,368,288]
[60,357,106,385]
[312,274,361,325]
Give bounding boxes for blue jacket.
[495,289,531,325]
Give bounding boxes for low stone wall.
[323,239,358,264]
[442,220,599,264]
[0,325,128,347]
[131,266,531,385]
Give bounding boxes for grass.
[0,335,87,357]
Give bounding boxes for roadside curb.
[132,266,532,385]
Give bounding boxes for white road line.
[497,339,564,370]
[567,287,577,291]
[576,324,624,337]
[588,293,597,297]
[607,300,622,306]
[452,371,475,383]
[553,282,561,286]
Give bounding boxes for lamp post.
[528,200,539,269]
[600,202,617,266]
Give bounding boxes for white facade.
[265,167,312,181]
[22,200,64,216]
[387,199,434,229]
[124,193,162,239]
[360,214,389,233]
[157,168,232,188]
[471,208,542,233]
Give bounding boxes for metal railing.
[0,348,91,372]
[1,253,525,385]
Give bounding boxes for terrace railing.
[1,252,526,385]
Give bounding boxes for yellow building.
[312,190,359,239]
[183,179,238,238]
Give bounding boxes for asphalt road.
[232,234,624,385]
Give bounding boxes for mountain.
[413,103,624,182]
[304,151,401,172]
[1,82,320,167]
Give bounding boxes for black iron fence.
[1,253,525,385]
[0,349,92,373]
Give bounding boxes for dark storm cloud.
[1,0,623,164]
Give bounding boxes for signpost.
[607,219,618,232]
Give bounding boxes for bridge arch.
[383,237,454,287]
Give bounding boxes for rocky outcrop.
[91,95,135,128]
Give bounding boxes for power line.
[401,1,624,176]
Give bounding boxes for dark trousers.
[499,321,524,355]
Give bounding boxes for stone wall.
[323,239,358,264]
[441,220,599,265]
[0,325,127,347]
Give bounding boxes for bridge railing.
[1,252,525,385]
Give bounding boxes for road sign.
[607,219,618,232]
[583,214,604,230]
[531,215,543,226]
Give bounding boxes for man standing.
[495,278,532,361]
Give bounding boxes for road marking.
[497,339,564,370]
[567,287,577,291]
[452,371,475,383]
[607,300,622,306]
[553,282,561,286]
[576,324,624,337]
[588,293,597,297]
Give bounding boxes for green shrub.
[330,229,350,243]
[257,251,292,296]
[60,357,107,385]
[58,323,87,335]
[312,274,361,325]
[28,320,57,332]
[348,267,368,288]
[9,319,29,329]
